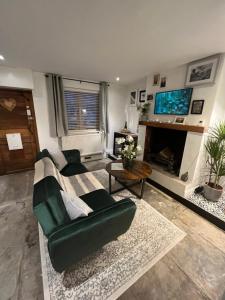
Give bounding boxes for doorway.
[0,88,39,175]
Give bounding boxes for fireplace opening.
[144,127,187,176]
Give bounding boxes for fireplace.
[144,127,187,176]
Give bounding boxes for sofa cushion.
[47,193,71,226]
[34,202,57,236]
[63,149,81,164]
[61,163,88,176]
[80,189,115,211]
[49,150,68,171]
[33,176,63,207]
[60,190,93,220]
[34,157,76,196]
[36,149,55,163]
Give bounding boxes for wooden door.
[0,89,39,175]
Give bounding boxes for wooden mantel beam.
[139,121,206,133]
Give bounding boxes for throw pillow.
[60,190,93,220]
[50,150,68,171]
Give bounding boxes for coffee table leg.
[109,173,112,193]
[140,179,145,198]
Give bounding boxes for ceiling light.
[0,54,5,60]
[116,77,120,81]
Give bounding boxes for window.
[64,89,100,131]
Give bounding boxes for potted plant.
[137,102,150,121]
[204,122,225,201]
[116,135,142,169]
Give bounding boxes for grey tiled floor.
[0,159,225,300]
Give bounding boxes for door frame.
[0,88,40,174]
[22,89,40,154]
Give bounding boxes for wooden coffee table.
[106,159,152,198]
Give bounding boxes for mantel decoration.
[137,102,150,121]
[204,122,225,201]
[116,135,142,169]
[147,94,154,101]
[174,116,185,124]
[185,54,220,86]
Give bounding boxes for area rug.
[39,169,186,300]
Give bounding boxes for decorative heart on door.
[0,98,17,111]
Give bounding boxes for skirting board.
[147,178,225,232]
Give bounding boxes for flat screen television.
[154,88,193,115]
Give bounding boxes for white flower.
[136,145,142,152]
[116,137,125,144]
[124,145,129,151]
[126,135,134,143]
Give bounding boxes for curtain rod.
[63,77,100,85]
[45,74,109,86]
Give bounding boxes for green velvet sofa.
[33,150,136,272]
[37,148,88,176]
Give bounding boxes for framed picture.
[130,90,137,105]
[191,100,204,114]
[174,117,186,124]
[185,54,220,86]
[139,90,146,102]
[153,74,160,86]
[160,76,166,88]
[147,94,154,101]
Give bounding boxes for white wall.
[0,66,33,90]
[0,67,59,151]
[125,77,146,133]
[209,55,225,125]
[0,66,127,156]
[146,63,224,127]
[32,72,59,151]
[141,54,225,196]
[107,84,127,152]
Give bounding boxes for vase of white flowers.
[116,135,142,169]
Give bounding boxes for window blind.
[64,90,100,131]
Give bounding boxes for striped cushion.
[34,158,104,198]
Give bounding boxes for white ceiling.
[0,0,225,84]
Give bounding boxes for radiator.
[81,153,104,162]
[61,133,104,161]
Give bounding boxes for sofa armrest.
[62,149,81,164]
[48,198,136,272]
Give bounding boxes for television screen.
[154,88,193,115]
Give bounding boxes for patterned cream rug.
[39,169,186,300]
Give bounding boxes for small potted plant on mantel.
[137,102,150,121]
[116,135,142,169]
[204,122,225,201]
